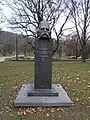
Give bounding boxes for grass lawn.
[0,61,90,120]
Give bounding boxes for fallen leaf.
[23,111,27,115]
[50,108,55,113]
[46,113,49,117]
[87,85,90,88]
[0,111,3,115]
[9,113,13,117]
[76,97,79,102]
[17,111,22,116]
[68,76,70,79]
[76,77,79,80]
[88,82,90,85]
[56,108,61,111]
[68,83,70,86]
[59,115,61,117]
[1,84,4,86]
[61,108,64,112]
[88,97,90,99]
[87,106,90,108]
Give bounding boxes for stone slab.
[27,84,58,96]
[14,84,73,107]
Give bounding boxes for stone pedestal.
[14,84,73,107]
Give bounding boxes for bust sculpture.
[34,20,53,89]
[37,20,51,40]
[14,20,73,107]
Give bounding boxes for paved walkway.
[0,57,5,62]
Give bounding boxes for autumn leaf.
[76,97,79,102]
[46,113,49,117]
[87,85,90,88]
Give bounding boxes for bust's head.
[39,20,49,32]
[37,20,51,39]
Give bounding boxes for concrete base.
[14,84,73,107]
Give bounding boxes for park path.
[0,57,5,62]
[0,56,12,62]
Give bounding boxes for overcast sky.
[1,2,75,38]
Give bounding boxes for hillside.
[0,31,34,56]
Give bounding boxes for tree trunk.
[75,47,78,59]
[24,44,26,57]
[81,46,86,63]
[16,34,18,61]
[75,40,78,59]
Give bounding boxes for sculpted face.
[39,20,49,32]
[37,20,51,39]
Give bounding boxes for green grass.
[0,61,90,120]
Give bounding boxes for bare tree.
[66,0,90,62]
[0,1,6,30]
[5,0,70,54]
[70,34,80,59]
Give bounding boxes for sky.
[0,2,75,38]
[1,3,12,31]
